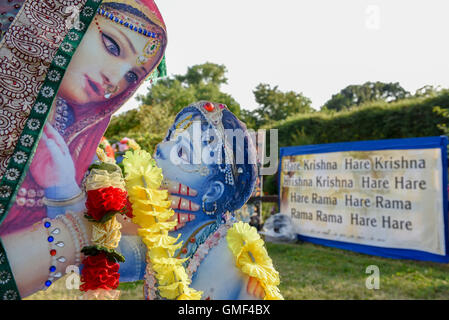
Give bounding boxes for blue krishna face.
[154,101,258,226]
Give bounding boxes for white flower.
[12,151,27,165]
[82,7,94,17]
[5,168,20,181]
[27,119,41,131]
[0,186,11,198]
[60,42,73,53]
[34,102,48,114]
[47,70,61,82]
[53,55,67,68]
[0,271,11,285]
[3,289,18,300]
[67,31,79,41]
[20,134,34,147]
[41,86,55,98]
[74,21,85,31]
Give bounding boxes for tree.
[251,83,313,127]
[414,85,443,98]
[137,62,241,116]
[322,81,410,111]
[175,62,228,86]
[106,63,243,152]
[239,109,259,130]
[105,103,175,153]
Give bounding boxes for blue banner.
[278,136,449,263]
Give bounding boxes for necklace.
[185,221,232,279]
[175,220,216,260]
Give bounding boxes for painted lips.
[84,74,103,98]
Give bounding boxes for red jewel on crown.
[204,102,215,112]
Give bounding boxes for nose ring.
[104,84,119,99]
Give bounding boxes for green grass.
[26,241,449,300]
[268,241,449,300]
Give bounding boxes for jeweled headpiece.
[96,0,167,68]
[189,101,239,186]
[101,0,166,30]
[96,8,161,39]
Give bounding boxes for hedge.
[263,92,449,194]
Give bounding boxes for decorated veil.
[0,0,167,299]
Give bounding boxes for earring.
[202,200,217,216]
[137,39,161,66]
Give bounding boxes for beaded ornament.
[191,102,238,186]
[97,8,160,38]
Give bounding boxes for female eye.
[102,33,120,56]
[125,71,138,84]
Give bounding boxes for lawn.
[26,241,449,300]
[269,241,449,300]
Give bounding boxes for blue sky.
[117,0,449,114]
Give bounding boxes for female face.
[58,13,164,106]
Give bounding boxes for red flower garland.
[124,197,134,219]
[79,152,129,299]
[80,253,120,291]
[85,186,127,221]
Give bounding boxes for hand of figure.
[247,276,265,299]
[117,180,199,234]
[116,213,139,235]
[162,180,200,230]
[30,123,77,189]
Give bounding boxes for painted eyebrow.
[110,27,152,77]
[176,115,193,130]
[112,25,137,54]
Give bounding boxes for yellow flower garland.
[227,221,284,300]
[122,150,202,300]
[127,139,141,151]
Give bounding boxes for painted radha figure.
[0,0,166,233]
[0,0,167,298]
[148,101,266,300]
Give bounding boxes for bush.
[262,92,449,194]
[266,92,449,148]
